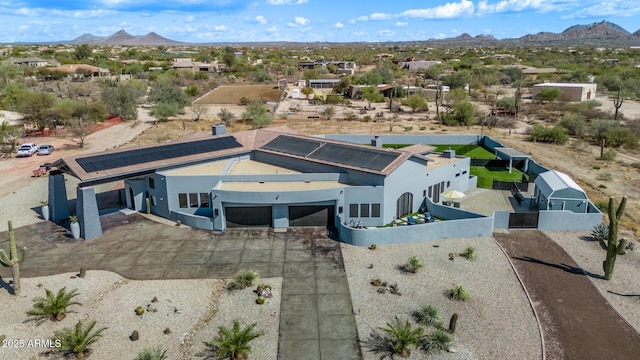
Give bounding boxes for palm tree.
[53,320,108,359]
[412,304,443,328]
[208,320,263,359]
[379,317,424,358]
[26,287,81,322]
[135,347,168,360]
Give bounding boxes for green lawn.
[464,147,495,159]
[433,144,468,153]
[471,166,526,188]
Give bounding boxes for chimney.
[212,124,226,136]
[443,148,456,158]
[371,135,382,147]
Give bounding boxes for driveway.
[494,230,640,360]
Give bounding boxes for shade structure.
[440,190,466,200]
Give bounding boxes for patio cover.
[494,147,531,174]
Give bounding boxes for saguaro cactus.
[599,196,628,280]
[0,220,27,295]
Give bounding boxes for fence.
[508,213,539,229]
[493,180,529,192]
[456,141,479,155]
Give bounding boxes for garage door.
[225,206,272,228]
[289,205,334,227]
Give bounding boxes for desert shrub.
[529,124,568,144]
[404,126,413,132]
[27,287,81,322]
[420,329,455,354]
[450,284,470,301]
[401,256,424,273]
[591,223,609,243]
[459,247,477,261]
[53,320,107,358]
[207,320,263,359]
[595,201,609,212]
[135,347,168,360]
[363,115,372,122]
[227,270,259,291]
[343,110,359,121]
[592,165,601,170]
[596,173,612,181]
[558,113,587,136]
[412,305,443,328]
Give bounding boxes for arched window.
[396,192,413,219]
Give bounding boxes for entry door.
[433,183,441,203]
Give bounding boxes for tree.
[61,101,108,148]
[150,102,180,123]
[241,102,272,129]
[53,320,108,359]
[590,119,616,157]
[333,76,352,95]
[0,64,19,86]
[190,103,207,121]
[218,108,236,126]
[149,82,190,108]
[74,44,92,60]
[252,67,272,83]
[26,287,81,322]
[0,120,20,152]
[207,320,263,359]
[361,86,384,108]
[534,87,561,102]
[222,46,237,68]
[443,70,470,89]
[448,101,475,128]
[100,80,145,120]
[323,106,335,120]
[301,86,314,99]
[16,91,57,131]
[402,94,427,113]
[495,96,516,112]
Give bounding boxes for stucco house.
[49,126,473,240]
[532,82,597,102]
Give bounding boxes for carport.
[494,147,531,174]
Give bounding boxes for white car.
[17,143,38,157]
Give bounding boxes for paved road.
[0,212,362,360]
[494,230,640,360]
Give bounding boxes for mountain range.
[66,21,640,47]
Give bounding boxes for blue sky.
[0,0,639,43]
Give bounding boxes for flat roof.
[162,159,231,176]
[533,82,594,88]
[227,159,300,175]
[428,154,464,170]
[495,147,531,159]
[218,181,347,191]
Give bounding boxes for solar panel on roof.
[261,135,322,157]
[76,136,242,173]
[309,143,399,171]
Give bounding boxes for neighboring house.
[48,64,110,77]
[3,57,60,67]
[534,170,590,213]
[308,78,340,89]
[397,60,441,72]
[531,82,597,102]
[298,60,357,72]
[172,58,219,73]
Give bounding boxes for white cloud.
[370,13,392,20]
[288,16,309,27]
[266,0,308,4]
[379,30,395,36]
[401,0,475,19]
[255,15,267,24]
[214,25,228,31]
[562,0,640,18]
[356,15,369,21]
[266,26,278,33]
[186,15,194,22]
[395,21,408,27]
[477,0,545,14]
[334,22,344,28]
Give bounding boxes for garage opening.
[289,205,334,228]
[225,206,272,228]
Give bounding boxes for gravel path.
[342,237,542,360]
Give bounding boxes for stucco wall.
[320,134,480,146]
[537,208,602,231]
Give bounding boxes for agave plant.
[53,320,107,359]
[135,347,168,360]
[459,247,477,261]
[591,223,609,243]
[450,284,470,301]
[27,287,81,322]
[379,317,424,358]
[420,329,455,354]
[208,320,263,359]
[412,304,443,328]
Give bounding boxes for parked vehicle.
[17,143,38,157]
[38,144,55,155]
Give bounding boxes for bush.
[596,173,612,181]
[595,201,609,212]
[401,256,424,273]
[530,124,568,144]
[227,270,259,291]
[591,223,609,243]
[450,284,470,301]
[27,287,81,322]
[379,317,424,358]
[459,247,477,261]
[558,113,587,136]
[412,305,443,328]
[53,320,107,358]
[420,329,455,354]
